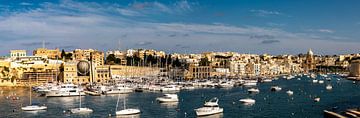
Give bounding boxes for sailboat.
[22,74,47,111]
[70,83,93,113]
[115,95,140,115]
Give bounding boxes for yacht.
[160,85,180,92]
[318,80,324,84]
[312,80,318,83]
[46,84,85,97]
[270,86,282,91]
[262,79,272,83]
[105,85,133,94]
[195,97,223,116]
[217,81,234,88]
[156,94,179,103]
[243,82,257,86]
[286,90,294,95]
[326,85,333,90]
[115,96,140,115]
[70,84,93,114]
[22,82,47,111]
[247,88,260,93]
[239,98,256,104]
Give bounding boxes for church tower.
[305,48,315,72]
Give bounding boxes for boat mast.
[116,93,120,111]
[29,75,32,106]
[123,97,126,109]
[79,81,81,109]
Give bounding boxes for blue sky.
[0,0,360,55]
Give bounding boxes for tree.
[199,57,210,66]
[61,49,66,59]
[106,54,117,65]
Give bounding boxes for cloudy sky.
[0,0,360,55]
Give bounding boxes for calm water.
[1,75,360,118]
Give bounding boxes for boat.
[326,85,333,90]
[217,81,234,88]
[247,88,260,93]
[262,79,272,83]
[156,94,179,103]
[21,78,47,111]
[314,97,320,102]
[325,78,331,81]
[286,90,294,95]
[318,80,324,84]
[115,95,140,115]
[45,84,85,97]
[70,83,93,114]
[243,82,257,86]
[239,98,256,104]
[160,85,180,92]
[195,97,223,116]
[270,86,282,91]
[105,85,133,94]
[312,80,318,83]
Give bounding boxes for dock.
[323,110,347,118]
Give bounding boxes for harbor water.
[1,76,360,118]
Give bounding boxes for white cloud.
[307,29,335,33]
[20,2,33,6]
[250,9,282,17]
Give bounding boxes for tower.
[305,48,315,72]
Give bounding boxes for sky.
[0,0,360,55]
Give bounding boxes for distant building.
[73,49,104,66]
[94,65,110,83]
[349,60,360,77]
[304,49,315,72]
[33,48,61,59]
[10,50,27,58]
[186,64,211,80]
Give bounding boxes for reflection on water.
[23,110,47,114]
[116,114,140,118]
[160,102,178,108]
[197,113,223,118]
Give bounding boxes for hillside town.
[0,46,357,86]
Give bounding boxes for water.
[1,75,360,118]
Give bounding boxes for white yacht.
[312,79,318,83]
[326,85,333,90]
[116,96,140,115]
[46,84,85,97]
[195,97,223,116]
[318,80,324,84]
[105,85,133,94]
[160,85,180,92]
[286,90,294,95]
[247,88,260,93]
[22,82,47,111]
[156,94,179,103]
[270,86,282,91]
[243,82,257,86]
[217,81,234,88]
[262,79,272,82]
[239,98,256,104]
[70,84,93,114]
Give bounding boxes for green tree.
[199,57,210,66]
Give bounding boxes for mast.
[29,76,32,106]
[123,98,126,109]
[79,81,81,109]
[116,92,120,111]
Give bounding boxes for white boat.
[262,79,272,82]
[195,97,223,116]
[312,80,318,83]
[325,78,331,81]
[115,94,140,116]
[217,81,234,88]
[46,84,85,97]
[70,83,93,114]
[270,86,282,91]
[286,90,294,95]
[243,82,257,86]
[318,80,324,84]
[105,84,133,94]
[326,85,333,90]
[239,98,256,104]
[156,94,179,103]
[160,85,180,92]
[22,79,47,111]
[247,88,260,93]
[314,97,320,102]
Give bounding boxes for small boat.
[239,98,256,104]
[115,95,140,115]
[70,83,93,114]
[314,97,320,102]
[286,90,294,95]
[325,78,331,81]
[247,88,260,93]
[262,79,272,83]
[156,94,179,103]
[134,87,143,92]
[312,80,318,83]
[22,80,47,111]
[195,97,223,116]
[326,85,333,90]
[160,85,180,92]
[271,86,282,91]
[243,82,257,86]
[318,80,324,84]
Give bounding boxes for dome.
[307,48,314,55]
[77,61,90,75]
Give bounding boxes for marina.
[1,74,360,117]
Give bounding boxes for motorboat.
[286,90,294,95]
[195,97,223,116]
[156,94,179,103]
[326,85,333,90]
[247,88,260,93]
[105,85,133,94]
[262,79,272,82]
[239,98,256,104]
[217,81,234,88]
[314,97,320,102]
[312,80,318,83]
[70,108,93,113]
[270,86,282,91]
[46,84,85,97]
[243,82,257,86]
[318,80,324,84]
